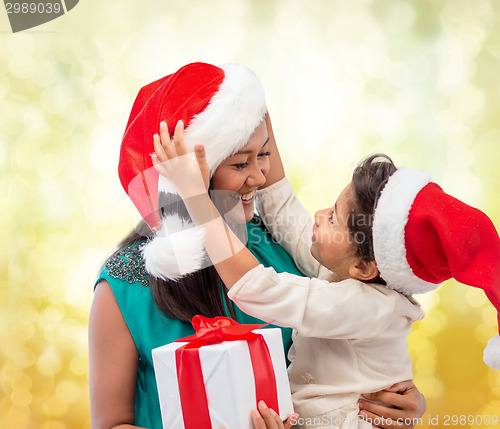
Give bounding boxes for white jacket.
[227,178,424,428]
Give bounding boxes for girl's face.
[311,183,359,280]
[211,120,270,223]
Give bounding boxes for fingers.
[158,121,177,160]
[173,120,187,155]
[258,400,282,428]
[154,120,189,162]
[361,390,407,409]
[358,398,399,421]
[383,379,414,393]
[251,408,267,429]
[194,144,210,190]
[284,413,299,429]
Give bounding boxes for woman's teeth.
[230,190,256,201]
[241,190,256,201]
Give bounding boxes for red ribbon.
[174,315,280,428]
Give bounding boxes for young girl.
[152,120,500,428]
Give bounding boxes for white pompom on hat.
[118,62,267,280]
[373,168,500,369]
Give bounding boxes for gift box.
[152,316,294,429]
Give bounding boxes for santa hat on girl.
[118,62,267,280]
[372,168,500,370]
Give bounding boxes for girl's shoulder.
[97,239,150,289]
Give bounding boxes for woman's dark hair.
[106,189,237,322]
[346,153,397,285]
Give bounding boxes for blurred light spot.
[451,84,485,120]
[420,313,447,336]
[55,380,80,404]
[90,125,121,172]
[11,373,32,391]
[40,87,68,115]
[45,395,68,417]
[482,306,497,325]
[364,53,390,79]
[395,87,422,114]
[70,354,88,376]
[33,62,57,89]
[475,322,495,343]
[36,347,62,377]
[438,42,470,93]
[466,288,487,308]
[413,375,445,400]
[68,77,92,102]
[388,62,412,88]
[6,404,30,429]
[37,179,68,221]
[473,130,500,185]
[385,2,416,34]
[7,34,35,56]
[376,107,406,145]
[10,388,32,407]
[9,56,35,80]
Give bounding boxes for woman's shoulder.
[97,239,150,288]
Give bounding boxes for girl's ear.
[349,260,379,281]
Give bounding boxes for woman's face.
[211,120,270,223]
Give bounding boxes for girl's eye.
[329,211,335,224]
[257,151,271,158]
[232,162,248,169]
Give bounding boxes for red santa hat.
[372,168,500,370]
[118,62,266,280]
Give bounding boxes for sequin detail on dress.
[105,242,149,286]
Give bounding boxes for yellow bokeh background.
[1,0,500,428]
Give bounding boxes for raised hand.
[152,120,210,197]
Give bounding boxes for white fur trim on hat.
[141,214,206,281]
[483,335,500,370]
[373,168,439,295]
[183,63,267,176]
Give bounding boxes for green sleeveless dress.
[95,216,305,429]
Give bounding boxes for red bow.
[174,315,280,428]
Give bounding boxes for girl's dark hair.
[346,153,397,285]
[106,190,237,322]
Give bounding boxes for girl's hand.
[219,401,298,429]
[152,120,210,196]
[358,380,426,429]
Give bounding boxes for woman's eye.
[329,211,335,224]
[233,162,248,169]
[257,151,271,158]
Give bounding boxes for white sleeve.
[228,265,405,340]
[256,178,326,278]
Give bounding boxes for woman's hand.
[358,380,426,429]
[152,120,210,196]
[219,401,298,429]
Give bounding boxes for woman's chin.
[244,206,255,222]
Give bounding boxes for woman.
[89,62,425,429]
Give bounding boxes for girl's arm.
[226,265,419,339]
[254,115,327,278]
[256,178,324,278]
[89,280,146,429]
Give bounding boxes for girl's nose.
[314,209,327,226]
